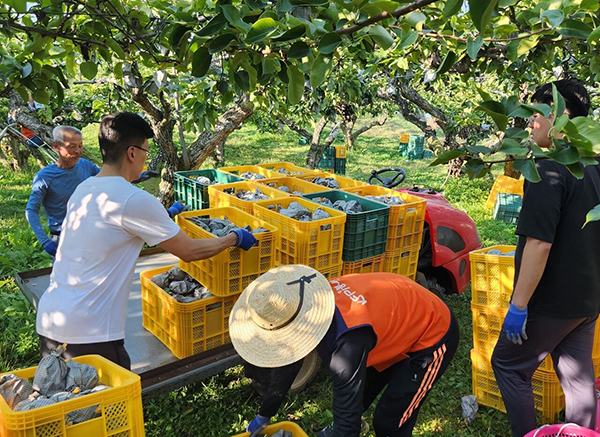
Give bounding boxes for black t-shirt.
[514,159,600,318]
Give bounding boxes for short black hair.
[531,79,590,118]
[98,112,154,164]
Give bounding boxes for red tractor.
[369,168,482,295]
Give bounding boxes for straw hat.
[229,265,335,368]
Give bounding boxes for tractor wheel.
[416,272,446,300]
[289,350,322,394]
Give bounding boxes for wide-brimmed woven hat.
[229,264,335,368]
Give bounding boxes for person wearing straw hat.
[230,266,460,437]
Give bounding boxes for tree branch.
[421,27,550,43]
[351,114,388,140]
[337,0,437,36]
[313,117,328,144]
[279,118,312,139]
[0,18,107,47]
[323,122,341,147]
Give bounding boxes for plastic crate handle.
[531,423,581,437]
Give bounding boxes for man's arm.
[25,176,51,246]
[159,230,237,262]
[511,237,553,309]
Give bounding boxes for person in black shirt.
[491,79,600,437]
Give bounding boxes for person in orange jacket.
[229,265,460,437]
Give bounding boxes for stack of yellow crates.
[470,245,600,422]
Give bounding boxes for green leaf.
[234,70,250,91]
[557,19,593,39]
[505,128,529,139]
[554,113,569,133]
[80,62,98,80]
[582,204,600,228]
[429,149,466,166]
[552,83,566,118]
[500,138,528,156]
[468,0,500,33]
[246,18,278,45]
[464,159,486,178]
[443,0,463,18]
[272,25,306,42]
[220,5,252,32]
[209,34,237,54]
[475,86,493,102]
[587,27,600,44]
[466,145,491,154]
[318,32,342,54]
[436,51,456,75]
[289,0,328,5]
[310,54,332,89]
[406,11,427,27]
[191,47,211,77]
[197,14,227,37]
[514,159,541,182]
[33,88,50,105]
[571,117,600,153]
[521,103,552,117]
[467,36,484,60]
[550,145,579,165]
[288,41,311,59]
[477,101,508,131]
[369,25,394,50]
[566,163,584,179]
[541,10,564,28]
[105,38,127,60]
[517,35,539,56]
[399,31,418,49]
[22,63,32,78]
[169,25,193,51]
[287,63,304,105]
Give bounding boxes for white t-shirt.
[36,176,180,343]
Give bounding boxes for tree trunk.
[504,159,521,178]
[340,121,355,149]
[208,140,225,167]
[187,102,254,168]
[0,136,30,171]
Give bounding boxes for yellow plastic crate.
[219,165,281,180]
[0,355,144,437]
[469,245,516,309]
[176,207,278,297]
[382,245,420,280]
[485,175,524,210]
[471,349,564,422]
[208,181,290,214]
[342,254,385,275]
[334,145,347,158]
[343,186,426,251]
[256,162,321,176]
[231,421,309,437]
[320,263,343,279]
[294,172,368,190]
[252,197,346,272]
[399,133,410,143]
[141,264,239,359]
[256,177,329,196]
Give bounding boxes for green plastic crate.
[493,192,522,224]
[303,190,390,262]
[317,146,336,170]
[334,158,346,175]
[174,169,243,210]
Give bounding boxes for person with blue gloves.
[36,112,256,369]
[491,80,600,437]
[25,126,100,256]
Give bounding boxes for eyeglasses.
[131,145,152,159]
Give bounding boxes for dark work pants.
[491,313,597,437]
[39,334,132,370]
[362,313,460,437]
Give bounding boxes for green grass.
[0,117,520,436]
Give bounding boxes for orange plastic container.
[256,162,321,176]
[218,165,281,180]
[343,185,426,251]
[141,264,238,359]
[294,172,368,190]
[334,146,347,158]
[176,207,278,297]
[0,355,144,437]
[471,349,564,423]
[469,245,516,309]
[382,245,420,280]
[255,177,329,196]
[485,175,524,210]
[342,254,385,275]
[231,421,309,437]
[252,197,346,272]
[208,181,290,213]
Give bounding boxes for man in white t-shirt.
[36,112,256,369]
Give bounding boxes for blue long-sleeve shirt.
[25,158,100,245]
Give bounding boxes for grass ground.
[0,117,520,436]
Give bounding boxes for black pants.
[492,313,597,437]
[363,313,460,437]
[39,334,132,370]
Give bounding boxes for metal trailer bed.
[14,248,243,400]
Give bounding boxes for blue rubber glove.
[167,201,186,218]
[504,302,528,345]
[247,415,270,436]
[316,425,335,437]
[42,240,58,257]
[232,228,257,251]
